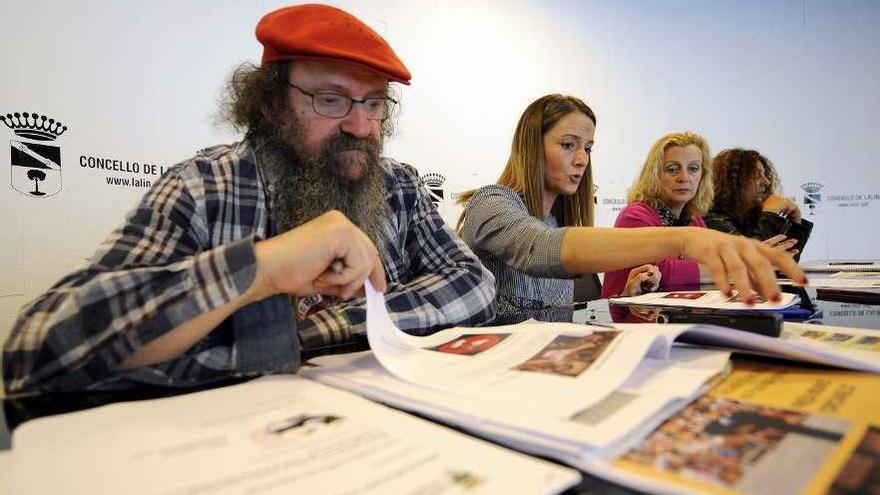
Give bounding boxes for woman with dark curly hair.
[706,149,813,259]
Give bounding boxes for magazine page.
[305,345,731,458]
[594,358,880,495]
[780,322,880,369]
[365,282,689,417]
[609,290,796,310]
[643,322,880,373]
[9,376,580,495]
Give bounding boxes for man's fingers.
[314,269,369,300]
[338,279,366,300]
[312,245,377,299]
[316,262,360,286]
[368,253,387,293]
[311,279,343,297]
[326,229,386,298]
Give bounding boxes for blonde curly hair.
[627,131,713,217]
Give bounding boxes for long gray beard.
[257,131,388,248]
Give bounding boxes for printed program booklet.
[9,376,580,495]
[304,282,880,495]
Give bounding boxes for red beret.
[257,4,411,85]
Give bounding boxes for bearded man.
[3,4,496,394]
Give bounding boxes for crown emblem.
[1,112,68,141]
[800,181,824,194]
[421,172,446,188]
[800,181,823,215]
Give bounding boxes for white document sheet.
[365,281,695,418]
[9,376,580,495]
[306,346,731,460]
[608,289,796,310]
[650,322,880,373]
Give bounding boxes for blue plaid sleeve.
[3,148,296,393]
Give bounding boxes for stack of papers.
[801,260,880,273]
[9,376,579,494]
[608,289,797,311]
[806,272,880,289]
[304,283,880,494]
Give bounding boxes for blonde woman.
[457,94,804,319]
[601,131,714,302]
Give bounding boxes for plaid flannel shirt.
[3,140,495,393]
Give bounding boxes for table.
[3,289,879,495]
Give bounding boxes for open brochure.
[590,358,880,495]
[362,283,878,408]
[667,321,880,373]
[608,289,797,311]
[364,283,731,419]
[305,346,733,460]
[8,376,579,495]
[300,283,880,495]
[307,351,880,495]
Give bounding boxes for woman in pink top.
[601,132,714,319]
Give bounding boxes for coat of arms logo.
[1,111,67,198]
[421,172,446,207]
[800,181,824,216]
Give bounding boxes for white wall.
[2,0,879,351]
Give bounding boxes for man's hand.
[763,194,802,224]
[120,211,384,371]
[622,264,661,296]
[681,228,806,304]
[252,210,387,301]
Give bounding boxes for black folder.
[816,287,880,305]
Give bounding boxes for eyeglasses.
[288,82,397,121]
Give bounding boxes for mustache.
[321,132,381,156]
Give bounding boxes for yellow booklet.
[615,359,880,494]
